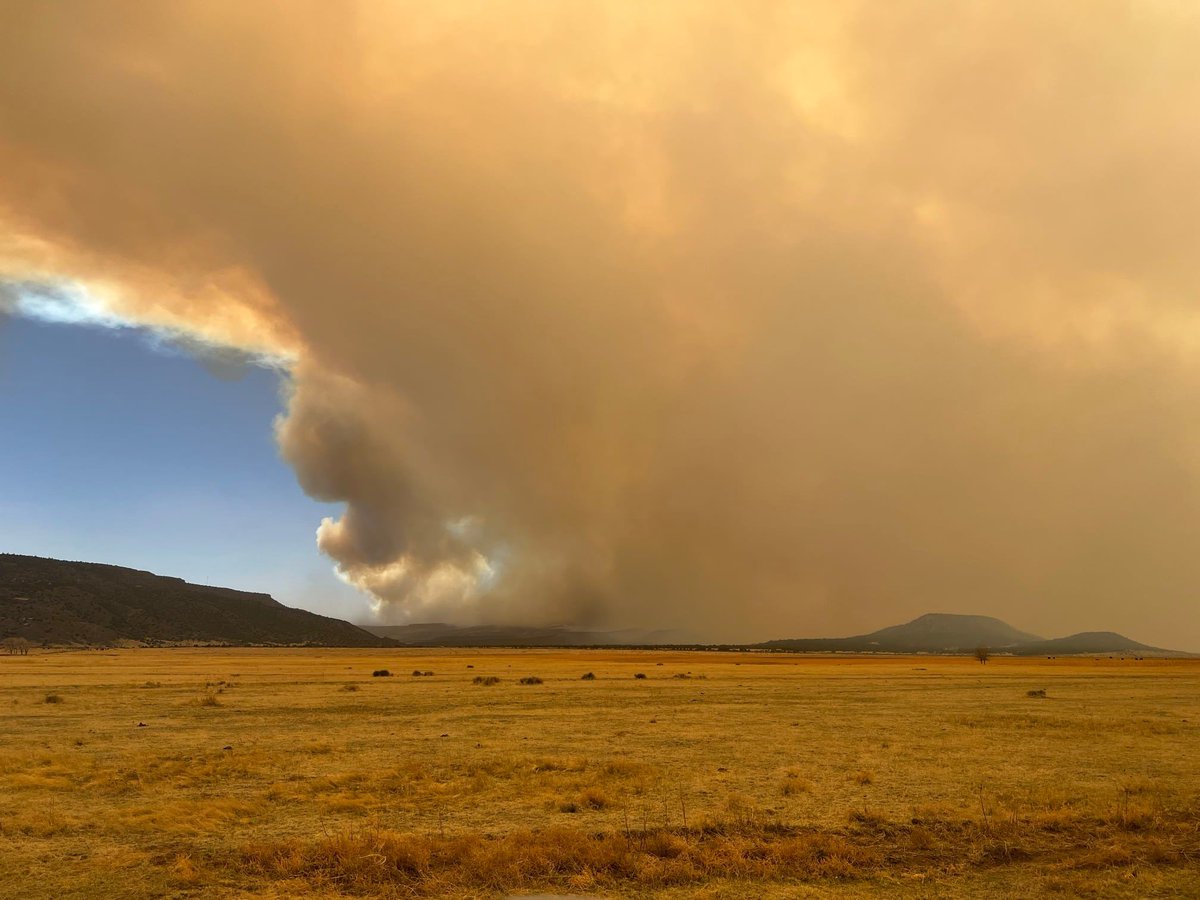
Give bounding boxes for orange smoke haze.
[2,2,1199,647]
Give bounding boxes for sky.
[1,2,1199,650]
[0,311,367,622]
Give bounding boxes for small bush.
[781,778,812,796]
[412,670,424,677]
[372,670,392,677]
[580,672,596,680]
[519,676,543,685]
[780,768,813,796]
[423,671,434,677]
[195,693,222,707]
[472,675,501,686]
[634,673,647,680]
[850,806,885,826]
[1027,689,1047,698]
[580,786,610,809]
[43,693,63,704]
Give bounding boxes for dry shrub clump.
[580,672,596,680]
[191,693,222,707]
[579,786,609,809]
[472,676,501,686]
[780,769,813,796]
[519,676,544,685]
[43,694,64,704]
[634,673,648,680]
[1027,689,1047,698]
[372,669,392,677]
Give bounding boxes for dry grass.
[236,809,1200,896]
[0,648,1197,898]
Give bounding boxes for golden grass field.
[1,648,1197,898]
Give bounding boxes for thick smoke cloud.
[2,2,1199,647]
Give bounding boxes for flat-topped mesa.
[0,553,388,647]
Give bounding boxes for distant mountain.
[0,554,388,647]
[861,613,1042,650]
[361,623,680,647]
[756,613,1188,656]
[756,613,1040,653]
[1015,632,1164,656]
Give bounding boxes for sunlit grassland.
[1,649,1197,898]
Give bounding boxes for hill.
[756,613,1187,656]
[0,554,388,647]
[1015,631,1164,656]
[756,613,1041,653]
[857,613,1042,651]
[361,623,679,647]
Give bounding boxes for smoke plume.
[2,2,1199,646]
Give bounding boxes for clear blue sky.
[0,312,369,622]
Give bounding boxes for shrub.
[1027,689,1047,698]
[519,676,543,685]
[780,768,813,796]
[422,671,434,677]
[195,693,222,707]
[580,672,596,680]
[43,693,63,704]
[372,670,392,677]
[580,786,610,809]
[781,778,812,796]
[634,673,647,680]
[850,806,885,826]
[2,637,32,655]
[412,670,424,677]
[472,676,501,686]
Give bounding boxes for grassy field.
[0,648,1197,898]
